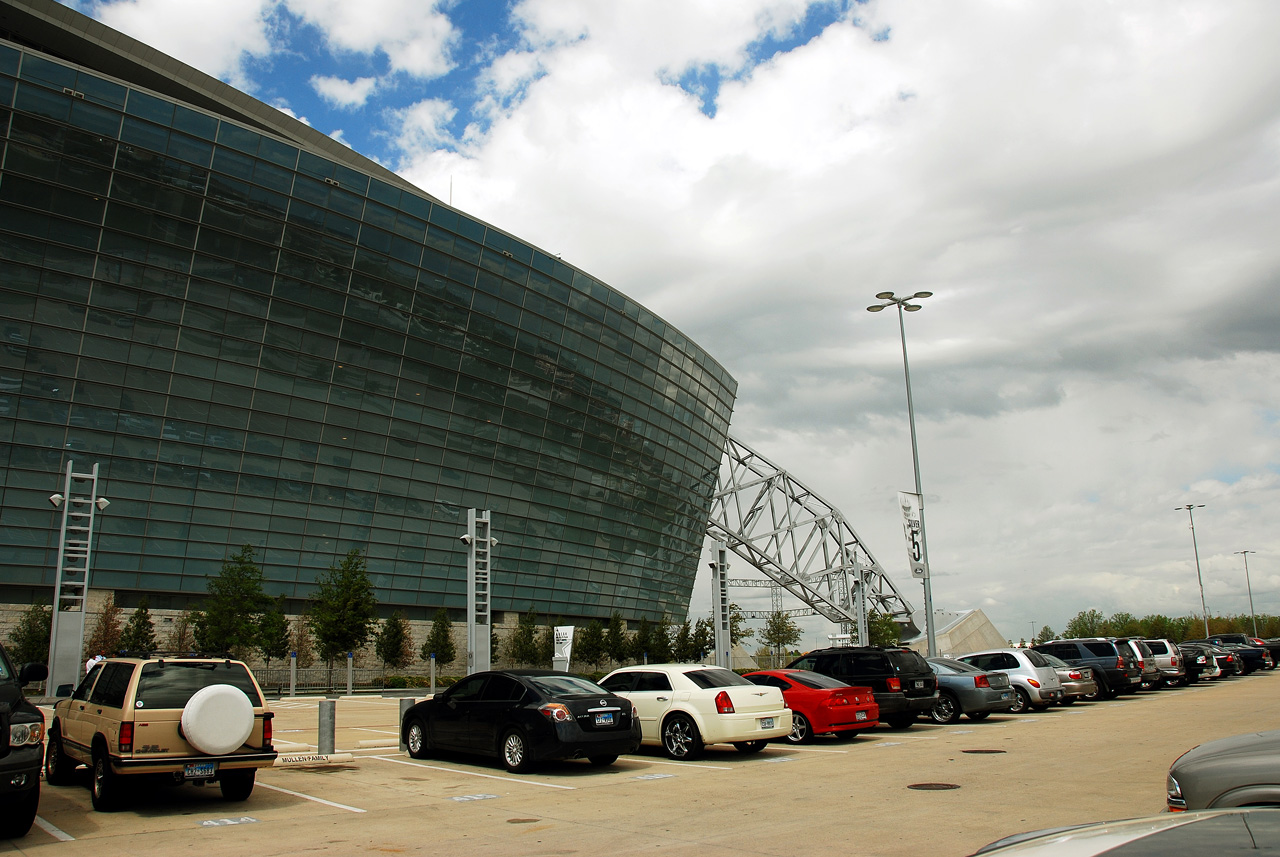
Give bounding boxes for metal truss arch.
[708,435,918,642]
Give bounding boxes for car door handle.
[656,696,669,701]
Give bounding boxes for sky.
[64,0,1280,648]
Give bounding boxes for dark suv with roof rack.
[1031,638,1142,699]
[785,646,937,729]
[0,642,47,838]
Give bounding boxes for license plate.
[594,712,614,727]
[913,680,924,689]
[759,717,774,729]
[184,762,216,779]
[1000,692,1013,700]
[855,711,868,721]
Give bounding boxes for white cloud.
[91,0,277,89]
[310,75,379,109]
[283,0,458,79]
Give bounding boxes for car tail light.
[1116,657,1125,669]
[1069,671,1082,680]
[119,722,134,753]
[1027,679,1041,688]
[1137,659,1144,670]
[1170,656,1178,667]
[539,703,573,722]
[263,713,273,748]
[973,675,990,689]
[1227,655,1235,662]
[715,691,735,714]
[887,677,901,692]
[829,694,850,706]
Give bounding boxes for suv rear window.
[886,650,930,674]
[134,661,263,709]
[1084,642,1117,658]
[1146,641,1169,654]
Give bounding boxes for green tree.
[194,545,268,657]
[375,610,414,670]
[421,607,457,669]
[630,617,654,663]
[290,614,315,668]
[536,621,556,668]
[671,620,694,662]
[118,597,157,654]
[7,603,51,665]
[603,612,629,664]
[574,619,606,668]
[691,617,714,662]
[729,603,755,647]
[165,609,196,653]
[506,610,540,666]
[85,593,123,659]
[308,549,379,667]
[760,611,802,661]
[1063,609,1107,639]
[257,596,292,666]
[649,617,674,663]
[1108,611,1141,637]
[866,611,902,647]
[1033,625,1056,645]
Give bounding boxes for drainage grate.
[962,749,1007,754]
[908,782,961,791]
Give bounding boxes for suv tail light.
[263,712,273,748]
[886,677,901,692]
[1115,656,1125,670]
[715,691,735,714]
[973,675,990,689]
[119,722,134,753]
[1170,656,1178,667]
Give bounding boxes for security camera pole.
[47,460,109,696]
[462,508,496,672]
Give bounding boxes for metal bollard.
[318,699,336,756]
[346,652,353,696]
[289,651,297,697]
[398,697,415,753]
[429,653,436,695]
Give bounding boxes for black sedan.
[400,670,641,772]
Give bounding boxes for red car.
[743,669,879,743]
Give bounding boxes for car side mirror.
[19,662,48,686]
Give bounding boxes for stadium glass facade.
[0,4,736,623]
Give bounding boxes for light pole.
[1175,504,1209,638]
[867,290,937,657]
[1235,550,1258,638]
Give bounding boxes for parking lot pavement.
[14,672,1280,857]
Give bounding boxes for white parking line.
[371,755,576,790]
[620,757,733,770]
[34,816,75,841]
[783,746,849,754]
[255,782,367,812]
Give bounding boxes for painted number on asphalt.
[200,817,259,827]
[451,794,499,802]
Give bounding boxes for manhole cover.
[908,782,961,791]
[962,749,1007,754]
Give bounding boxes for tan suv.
[44,655,276,811]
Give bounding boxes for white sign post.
[552,626,574,671]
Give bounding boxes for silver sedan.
[925,657,1016,724]
[1038,651,1098,704]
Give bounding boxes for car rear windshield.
[684,668,754,689]
[788,670,850,689]
[1084,642,1117,658]
[1023,649,1050,668]
[527,674,610,697]
[135,661,263,709]
[886,651,931,674]
[932,658,982,673]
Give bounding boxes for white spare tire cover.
[182,684,253,755]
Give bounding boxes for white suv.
[956,648,1064,713]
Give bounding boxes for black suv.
[1192,635,1278,672]
[0,642,48,839]
[1032,639,1141,699]
[785,647,937,729]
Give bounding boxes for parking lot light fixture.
[1235,550,1258,638]
[867,291,936,657]
[1176,504,1209,637]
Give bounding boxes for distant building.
[0,0,736,624]
[902,609,1007,657]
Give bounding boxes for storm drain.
[961,749,1007,754]
[907,783,960,791]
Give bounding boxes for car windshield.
[1038,653,1068,668]
[135,661,263,708]
[787,670,849,689]
[684,668,753,689]
[527,674,611,697]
